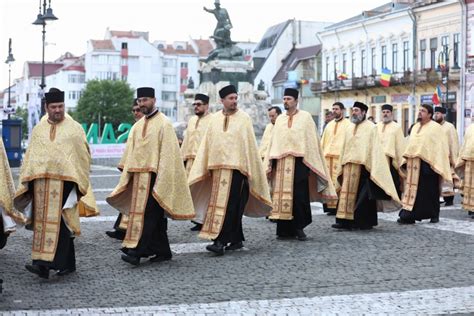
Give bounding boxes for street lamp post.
[5,38,15,120]
[32,0,58,117]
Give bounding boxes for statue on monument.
[203,0,243,61]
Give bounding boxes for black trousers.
[0,218,8,250]
[33,181,76,271]
[129,173,172,259]
[276,158,312,237]
[112,214,126,233]
[215,170,249,244]
[336,168,380,229]
[399,160,440,221]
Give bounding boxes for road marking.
[91,165,120,171]
[93,188,114,193]
[89,174,121,178]
[6,286,474,315]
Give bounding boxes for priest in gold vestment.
[106,98,144,241]
[107,87,195,265]
[189,85,272,255]
[398,104,452,224]
[259,106,281,160]
[14,89,99,279]
[0,137,22,250]
[376,104,406,200]
[320,102,351,215]
[181,93,212,232]
[264,88,336,240]
[434,106,459,206]
[455,123,474,218]
[332,102,401,230]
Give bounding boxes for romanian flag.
[380,68,391,87]
[432,85,442,105]
[337,73,348,80]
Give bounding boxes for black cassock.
[215,170,249,245]
[399,160,440,221]
[337,167,390,229]
[276,157,312,237]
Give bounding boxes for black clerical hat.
[219,85,237,98]
[137,87,155,98]
[44,89,64,104]
[284,88,299,99]
[381,104,393,112]
[434,106,447,114]
[195,93,209,104]
[353,101,368,112]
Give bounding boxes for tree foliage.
[73,80,135,128]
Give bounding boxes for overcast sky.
[0,0,388,89]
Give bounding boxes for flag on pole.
[432,85,442,105]
[380,68,392,87]
[337,73,348,80]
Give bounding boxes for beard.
[416,117,422,122]
[434,116,443,123]
[351,114,365,124]
[382,116,392,124]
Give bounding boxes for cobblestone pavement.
[0,166,473,315]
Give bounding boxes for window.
[361,49,366,76]
[334,55,338,80]
[381,45,387,69]
[325,57,329,81]
[371,48,376,75]
[403,41,409,71]
[68,74,85,83]
[453,33,460,68]
[162,58,176,68]
[392,43,398,72]
[351,52,356,76]
[162,75,176,84]
[420,39,426,69]
[68,91,83,100]
[180,78,187,85]
[441,35,449,47]
[180,62,188,69]
[121,42,128,50]
[430,37,438,70]
[342,53,347,74]
[162,91,176,101]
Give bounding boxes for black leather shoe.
[190,223,203,231]
[206,241,225,256]
[397,218,415,225]
[106,230,125,240]
[296,229,307,241]
[121,254,140,266]
[25,264,49,279]
[332,223,351,230]
[430,217,439,223]
[225,241,243,251]
[149,254,172,263]
[56,268,76,276]
[326,211,336,216]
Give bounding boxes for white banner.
[90,144,126,159]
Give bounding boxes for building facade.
[464,0,474,130]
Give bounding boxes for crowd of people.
[0,85,473,279]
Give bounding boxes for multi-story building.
[317,0,462,135]
[253,19,331,101]
[464,0,474,129]
[272,45,322,126]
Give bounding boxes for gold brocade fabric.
[185,158,195,176]
[336,163,362,220]
[402,120,452,184]
[337,120,401,205]
[259,123,274,159]
[455,124,474,211]
[269,156,295,220]
[107,112,195,220]
[31,178,63,262]
[401,158,421,211]
[118,215,129,231]
[122,172,151,248]
[264,110,337,202]
[321,118,351,207]
[181,114,212,164]
[188,110,272,224]
[199,169,233,240]
[439,121,460,197]
[14,115,99,226]
[376,121,406,173]
[0,138,23,225]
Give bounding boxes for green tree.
[73,80,135,129]
[11,107,28,140]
